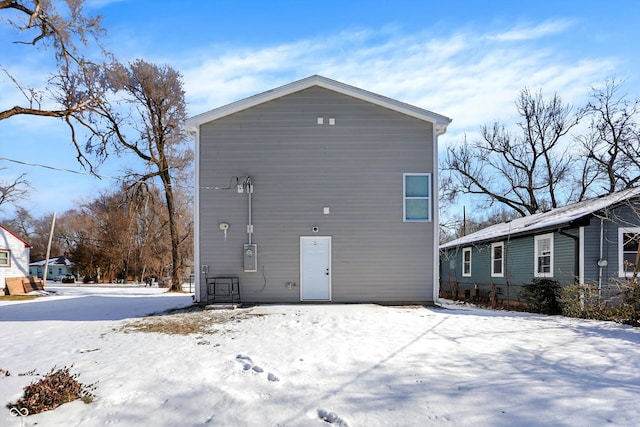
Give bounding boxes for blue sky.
[1,0,640,219]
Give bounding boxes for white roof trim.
[441,187,640,249]
[185,75,452,134]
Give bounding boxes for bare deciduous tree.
[1,0,110,168]
[443,87,583,217]
[80,59,193,290]
[1,206,34,238]
[1,0,102,118]
[59,185,164,282]
[0,165,29,211]
[578,78,640,195]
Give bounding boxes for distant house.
[440,187,640,301]
[0,225,31,291]
[186,75,451,304]
[29,255,75,280]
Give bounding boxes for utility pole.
[42,212,57,285]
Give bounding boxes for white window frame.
[618,227,640,277]
[0,249,9,267]
[491,242,504,277]
[534,234,553,278]
[462,247,472,277]
[403,173,432,222]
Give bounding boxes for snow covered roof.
[29,255,74,267]
[185,75,452,135]
[441,187,640,249]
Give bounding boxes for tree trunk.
[160,167,181,292]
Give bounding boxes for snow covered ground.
[1,285,639,427]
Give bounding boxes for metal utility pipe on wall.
[247,177,253,245]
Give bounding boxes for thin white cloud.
[85,0,129,9]
[178,21,616,141]
[489,19,575,41]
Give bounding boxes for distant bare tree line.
[3,184,193,283]
[441,78,640,241]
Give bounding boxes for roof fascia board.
[186,75,451,134]
[443,220,588,250]
[0,224,30,248]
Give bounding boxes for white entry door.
[300,236,331,301]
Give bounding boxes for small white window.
[491,242,504,277]
[0,250,9,267]
[403,173,431,222]
[534,234,553,277]
[462,247,472,277]
[619,227,640,277]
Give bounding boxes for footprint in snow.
[235,354,279,382]
[317,409,348,427]
[236,354,252,362]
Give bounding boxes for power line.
[0,156,104,177]
[0,156,238,190]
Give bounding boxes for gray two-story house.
[186,75,451,304]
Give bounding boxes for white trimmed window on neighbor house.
[0,249,9,267]
[462,247,472,277]
[491,242,504,277]
[403,173,431,222]
[534,234,553,277]
[619,227,640,277]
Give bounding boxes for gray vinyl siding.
[199,86,435,303]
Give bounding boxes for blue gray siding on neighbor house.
[582,216,608,285]
[582,203,640,285]
[199,86,436,303]
[440,192,640,299]
[440,228,579,298]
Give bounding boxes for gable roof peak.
[0,224,30,248]
[185,74,451,134]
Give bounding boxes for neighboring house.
[29,255,75,280]
[0,225,31,291]
[186,75,451,304]
[440,187,640,301]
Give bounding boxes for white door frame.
[300,236,332,301]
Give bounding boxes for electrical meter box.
[243,244,257,272]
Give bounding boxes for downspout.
[187,125,201,303]
[599,218,604,292]
[505,221,512,304]
[558,228,579,284]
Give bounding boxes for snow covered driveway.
[1,286,639,426]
